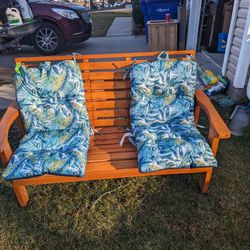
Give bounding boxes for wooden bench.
[0,50,231,207]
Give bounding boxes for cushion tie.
[119,132,136,147]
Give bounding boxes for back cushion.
[130,52,197,129]
[16,60,90,133]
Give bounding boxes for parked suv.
[24,0,92,54]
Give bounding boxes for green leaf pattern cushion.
[3,61,91,180]
[130,52,217,172]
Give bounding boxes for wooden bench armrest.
[194,89,231,156]
[0,102,22,166]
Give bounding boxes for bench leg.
[12,184,29,208]
[199,168,213,193]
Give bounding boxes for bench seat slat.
[93,138,128,146]
[89,143,134,151]
[93,132,126,140]
[88,151,137,163]
[88,145,135,155]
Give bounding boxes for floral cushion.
[3,60,91,180]
[15,61,90,132]
[130,52,217,173]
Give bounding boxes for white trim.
[233,5,250,88]
[222,0,240,76]
[186,0,202,50]
[247,76,250,100]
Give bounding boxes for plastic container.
[140,0,178,42]
[6,8,23,26]
[217,32,228,53]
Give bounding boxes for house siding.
[226,0,250,82]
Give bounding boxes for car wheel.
[32,22,64,55]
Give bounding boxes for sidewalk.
[106,17,132,36]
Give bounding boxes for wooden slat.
[93,127,128,134]
[86,100,130,110]
[88,145,136,155]
[15,50,196,63]
[85,90,129,100]
[94,132,126,140]
[15,55,83,63]
[88,151,137,163]
[84,81,130,90]
[79,60,146,71]
[12,166,211,186]
[89,143,133,151]
[85,91,130,102]
[94,138,125,146]
[93,119,129,127]
[89,109,129,119]
[83,72,125,81]
[86,160,137,172]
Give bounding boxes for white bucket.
[6,8,23,26]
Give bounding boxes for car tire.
[32,21,64,55]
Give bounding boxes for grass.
[90,11,132,37]
[0,104,250,249]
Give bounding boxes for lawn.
[90,10,132,37]
[0,104,249,249]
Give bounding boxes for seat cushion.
[130,52,217,172]
[3,128,90,180]
[134,121,217,173]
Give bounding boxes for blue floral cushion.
[15,61,90,132]
[3,60,91,180]
[130,52,217,173]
